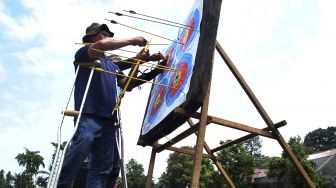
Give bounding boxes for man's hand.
[135,51,165,63]
[132,36,148,46]
[147,52,164,62]
[135,48,150,62]
[155,58,168,73]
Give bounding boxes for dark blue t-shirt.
[74,45,120,119]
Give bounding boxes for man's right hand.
[132,36,148,46]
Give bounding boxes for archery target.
[161,46,175,77]
[144,78,168,125]
[150,85,165,116]
[142,0,203,136]
[178,9,200,54]
[166,53,193,107]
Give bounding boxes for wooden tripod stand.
[144,41,316,188]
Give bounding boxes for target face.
[144,78,168,125]
[178,9,200,54]
[141,0,203,137]
[140,0,221,146]
[150,85,165,115]
[162,47,175,76]
[166,53,192,107]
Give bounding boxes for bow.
[112,39,152,115]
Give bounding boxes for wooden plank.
[145,147,156,188]
[187,119,236,188]
[175,107,274,138]
[152,142,214,159]
[156,122,201,153]
[191,82,211,187]
[216,41,316,188]
[211,120,287,153]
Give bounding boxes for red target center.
[180,18,195,50]
[151,86,165,115]
[170,62,188,96]
[163,48,174,74]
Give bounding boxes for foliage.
[216,140,255,188]
[0,170,5,187]
[0,169,47,188]
[14,172,35,188]
[243,136,262,157]
[266,136,331,188]
[6,171,14,188]
[0,170,15,188]
[157,146,215,188]
[243,136,263,168]
[15,147,47,188]
[15,148,45,178]
[35,170,49,187]
[303,126,336,154]
[125,158,147,188]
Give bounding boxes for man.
[57,22,165,188]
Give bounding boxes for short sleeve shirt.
[74,45,120,119]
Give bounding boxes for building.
[308,148,336,187]
[252,148,336,188]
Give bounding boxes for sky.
[0,0,335,182]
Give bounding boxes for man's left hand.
[147,52,164,62]
[135,48,150,62]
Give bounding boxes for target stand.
[143,41,317,188]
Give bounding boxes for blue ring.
[166,53,193,107]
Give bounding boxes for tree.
[216,140,255,188]
[0,170,14,188]
[0,169,6,187]
[15,148,45,187]
[243,136,262,157]
[267,136,331,188]
[6,171,14,188]
[14,172,34,188]
[125,158,147,188]
[157,146,215,188]
[36,175,48,188]
[16,148,45,177]
[243,136,263,168]
[303,126,336,153]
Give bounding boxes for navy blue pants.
[57,114,120,188]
